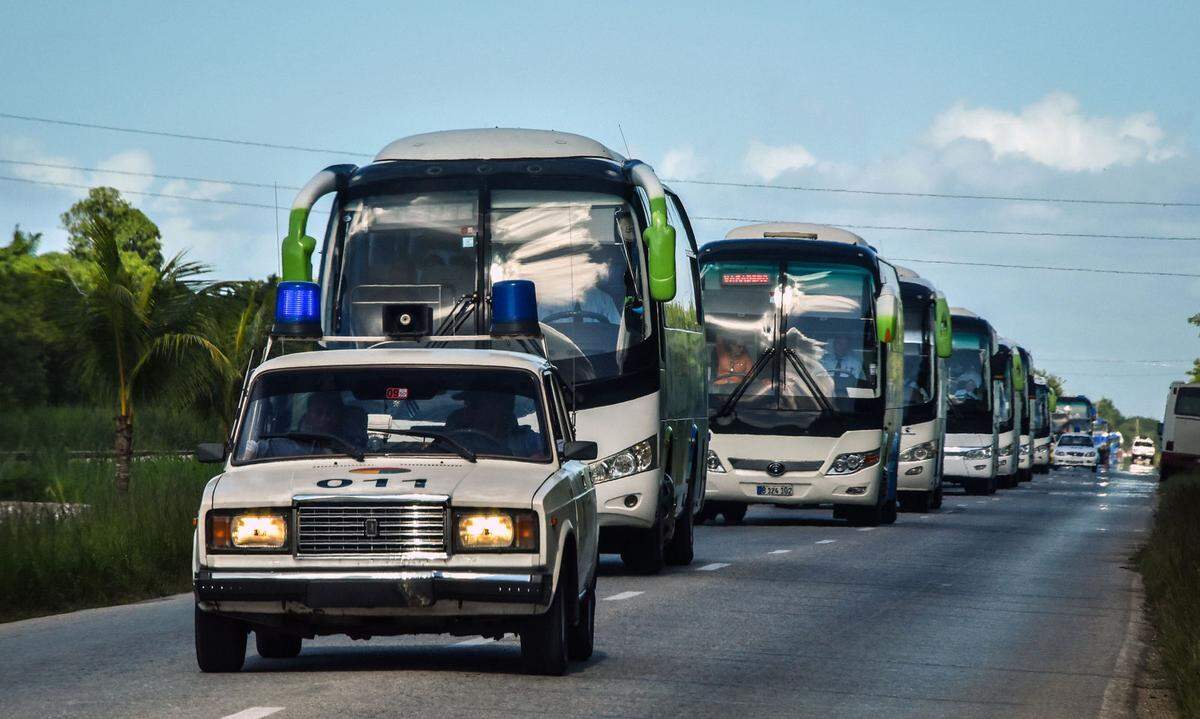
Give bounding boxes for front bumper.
[898,457,937,492]
[943,453,995,480]
[1053,455,1097,468]
[1033,444,1051,467]
[705,463,882,506]
[194,569,551,609]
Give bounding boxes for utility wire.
[1038,357,1193,365]
[889,257,1200,278]
[692,216,1200,242]
[0,158,301,190]
[666,177,1200,208]
[2,110,1195,208]
[0,112,374,158]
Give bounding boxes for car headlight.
[900,440,937,463]
[207,510,289,552]
[706,448,727,473]
[589,436,657,484]
[454,509,537,552]
[828,450,880,475]
[963,446,993,460]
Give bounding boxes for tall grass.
[0,405,221,453]
[1136,472,1200,717]
[0,457,214,622]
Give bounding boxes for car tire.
[195,605,247,673]
[255,630,302,659]
[721,503,748,525]
[521,581,569,676]
[566,580,595,662]
[620,515,666,574]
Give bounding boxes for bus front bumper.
[705,463,883,506]
[898,457,938,492]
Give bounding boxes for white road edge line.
[816,539,836,544]
[768,549,792,555]
[221,709,284,719]
[698,562,731,571]
[602,591,644,601]
[454,636,498,646]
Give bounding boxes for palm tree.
[61,214,229,491]
[193,280,276,436]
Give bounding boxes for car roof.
[374,128,625,163]
[253,348,552,376]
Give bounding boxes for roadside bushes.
[0,457,212,621]
[1136,472,1200,717]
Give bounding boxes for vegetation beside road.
[1136,472,1200,717]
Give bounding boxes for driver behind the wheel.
[444,390,546,459]
[714,337,753,385]
[253,392,363,459]
[819,334,864,384]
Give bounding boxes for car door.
[546,371,596,585]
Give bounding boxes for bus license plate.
[756,484,793,497]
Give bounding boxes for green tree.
[1096,397,1125,429]
[62,187,164,268]
[60,213,226,491]
[1190,313,1200,382]
[0,227,52,406]
[1033,369,1065,397]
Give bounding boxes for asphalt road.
[0,465,1157,719]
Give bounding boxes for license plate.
[756,484,793,497]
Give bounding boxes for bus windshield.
[333,189,648,384]
[948,329,989,413]
[1033,386,1050,436]
[902,300,934,407]
[703,259,879,415]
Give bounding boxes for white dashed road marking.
[856,527,875,532]
[698,563,731,571]
[603,591,644,602]
[455,636,499,646]
[222,709,284,719]
[816,539,836,544]
[768,549,792,555]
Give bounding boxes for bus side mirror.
[875,292,898,344]
[645,217,676,303]
[1012,353,1026,391]
[934,296,953,359]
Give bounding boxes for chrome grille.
[296,503,447,556]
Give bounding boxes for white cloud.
[91,149,155,194]
[743,140,817,182]
[658,146,703,179]
[928,92,1181,172]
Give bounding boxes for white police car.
[1052,432,1098,472]
[192,347,599,675]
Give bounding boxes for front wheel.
[255,630,302,659]
[195,605,247,673]
[931,482,944,509]
[721,503,748,525]
[620,516,666,574]
[665,493,695,566]
[899,491,932,513]
[521,582,569,675]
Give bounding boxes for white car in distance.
[1130,436,1155,466]
[1052,432,1098,472]
[192,348,599,676]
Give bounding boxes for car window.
[1176,387,1200,418]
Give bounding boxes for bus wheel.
[665,491,695,566]
[899,491,931,513]
[882,498,897,524]
[931,483,944,509]
[620,515,666,575]
[721,503,748,525]
[695,502,719,525]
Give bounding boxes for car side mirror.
[561,440,598,462]
[196,442,227,464]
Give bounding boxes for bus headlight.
[900,441,937,463]
[590,437,657,483]
[963,446,993,460]
[454,510,537,552]
[1020,443,1031,456]
[706,449,727,473]
[999,443,1013,457]
[829,450,880,475]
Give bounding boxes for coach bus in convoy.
[271,128,708,573]
[944,308,1000,494]
[698,223,905,526]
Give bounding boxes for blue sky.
[1,0,1198,417]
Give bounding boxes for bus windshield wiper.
[782,347,840,420]
[712,347,776,420]
[372,428,478,463]
[259,432,365,462]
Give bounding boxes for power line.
[0,112,374,158]
[692,216,1200,242]
[0,158,301,191]
[667,177,1200,208]
[890,257,1200,279]
[1039,357,1193,365]
[0,174,283,211]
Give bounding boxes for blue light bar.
[491,280,540,337]
[273,281,321,337]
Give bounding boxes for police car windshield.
[1058,435,1093,447]
[234,367,550,464]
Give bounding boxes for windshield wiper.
[428,292,478,346]
[782,347,840,420]
[259,432,365,462]
[372,428,478,463]
[712,347,776,420]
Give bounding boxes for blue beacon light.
[273,281,322,337]
[490,280,541,337]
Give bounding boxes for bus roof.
[375,128,626,163]
[950,306,980,318]
[723,223,870,247]
[896,265,938,294]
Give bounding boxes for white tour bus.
[1160,381,1200,481]
[944,308,1000,494]
[697,224,905,526]
[895,267,953,512]
[1014,344,1035,483]
[274,129,708,573]
[994,338,1021,489]
[1030,378,1053,474]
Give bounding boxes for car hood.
[211,457,555,509]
